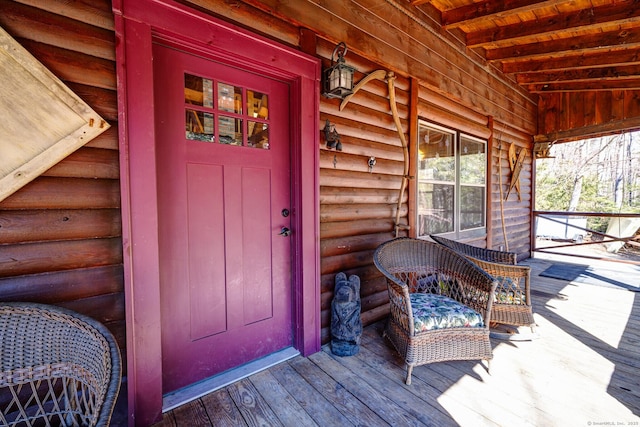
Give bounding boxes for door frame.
[113,1,321,424]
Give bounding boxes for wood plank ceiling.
[407,0,640,94]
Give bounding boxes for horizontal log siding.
[490,139,532,258]
[1,0,537,356]
[417,83,533,260]
[234,0,536,132]
[318,41,409,342]
[183,0,537,343]
[0,1,124,360]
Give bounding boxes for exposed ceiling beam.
[517,64,640,84]
[501,46,640,73]
[485,29,640,62]
[466,2,640,48]
[441,0,567,29]
[406,0,640,123]
[534,117,640,142]
[526,77,640,93]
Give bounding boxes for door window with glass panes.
[416,121,486,239]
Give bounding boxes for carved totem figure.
[330,272,362,356]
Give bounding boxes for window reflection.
[247,90,268,119]
[184,74,213,107]
[417,182,454,235]
[248,121,269,149]
[218,82,242,114]
[460,186,485,230]
[185,109,214,142]
[418,128,455,182]
[460,136,485,185]
[183,74,271,149]
[219,116,242,146]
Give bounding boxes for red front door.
[153,43,292,394]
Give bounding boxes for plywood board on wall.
[0,25,110,202]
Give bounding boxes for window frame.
[414,120,487,240]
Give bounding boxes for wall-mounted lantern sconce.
[323,119,342,151]
[323,42,356,99]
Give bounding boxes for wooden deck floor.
[151,257,640,427]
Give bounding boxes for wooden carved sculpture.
[330,272,362,356]
[506,142,526,202]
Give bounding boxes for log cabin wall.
[181,0,538,341]
[0,1,125,361]
[318,41,412,342]
[0,0,537,359]
[416,84,533,259]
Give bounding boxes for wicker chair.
[373,238,497,385]
[430,234,535,330]
[0,302,121,427]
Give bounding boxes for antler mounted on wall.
[340,70,410,237]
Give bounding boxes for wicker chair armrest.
[430,234,517,265]
[469,258,530,280]
[384,278,415,336]
[469,258,532,305]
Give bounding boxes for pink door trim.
[113,1,321,425]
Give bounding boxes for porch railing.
[532,211,640,265]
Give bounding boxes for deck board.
[248,369,319,426]
[226,379,283,426]
[153,256,640,427]
[309,350,425,426]
[318,346,446,426]
[172,399,211,426]
[200,389,247,427]
[268,362,352,426]
[288,356,389,426]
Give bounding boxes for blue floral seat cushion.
[410,293,485,333]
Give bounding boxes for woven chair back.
[0,303,121,427]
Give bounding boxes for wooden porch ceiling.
[407,0,640,94]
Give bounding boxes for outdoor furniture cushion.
[410,293,485,333]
